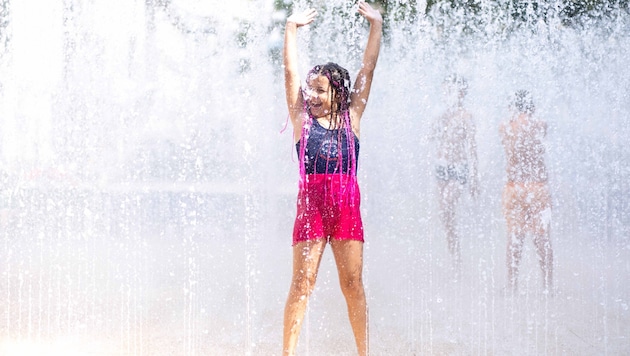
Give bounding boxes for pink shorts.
[292,174,364,245]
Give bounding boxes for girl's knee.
[290,274,317,297]
[339,275,364,297]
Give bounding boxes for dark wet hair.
[306,62,352,127]
[511,90,535,114]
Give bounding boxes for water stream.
[0,0,628,354]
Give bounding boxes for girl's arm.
[284,9,317,142]
[350,2,383,132]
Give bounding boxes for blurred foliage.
[273,0,628,27]
[143,0,628,28]
[559,0,629,27]
[266,0,629,66]
[427,0,628,25]
[135,0,628,71]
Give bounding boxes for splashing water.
[0,0,628,354]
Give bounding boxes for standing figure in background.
[282,2,382,356]
[500,90,553,294]
[432,74,478,279]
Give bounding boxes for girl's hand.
[358,1,383,25]
[286,8,317,27]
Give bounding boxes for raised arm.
[284,9,317,142]
[349,2,383,129]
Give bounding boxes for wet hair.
[510,90,535,114]
[444,73,468,96]
[306,62,352,127]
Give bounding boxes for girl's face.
[305,75,336,119]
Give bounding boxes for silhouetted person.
[499,90,553,294]
[432,74,478,279]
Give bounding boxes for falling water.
[0,0,628,354]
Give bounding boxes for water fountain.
[0,0,628,354]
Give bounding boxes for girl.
[282,2,382,355]
[500,90,553,294]
[432,74,479,279]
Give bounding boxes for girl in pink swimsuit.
[292,87,363,245]
[282,3,382,356]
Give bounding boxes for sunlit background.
[0,0,628,354]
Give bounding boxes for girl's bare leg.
[438,180,463,276]
[330,239,368,356]
[506,225,525,292]
[533,194,553,293]
[283,238,327,356]
[503,185,525,293]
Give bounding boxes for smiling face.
[305,74,337,119]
